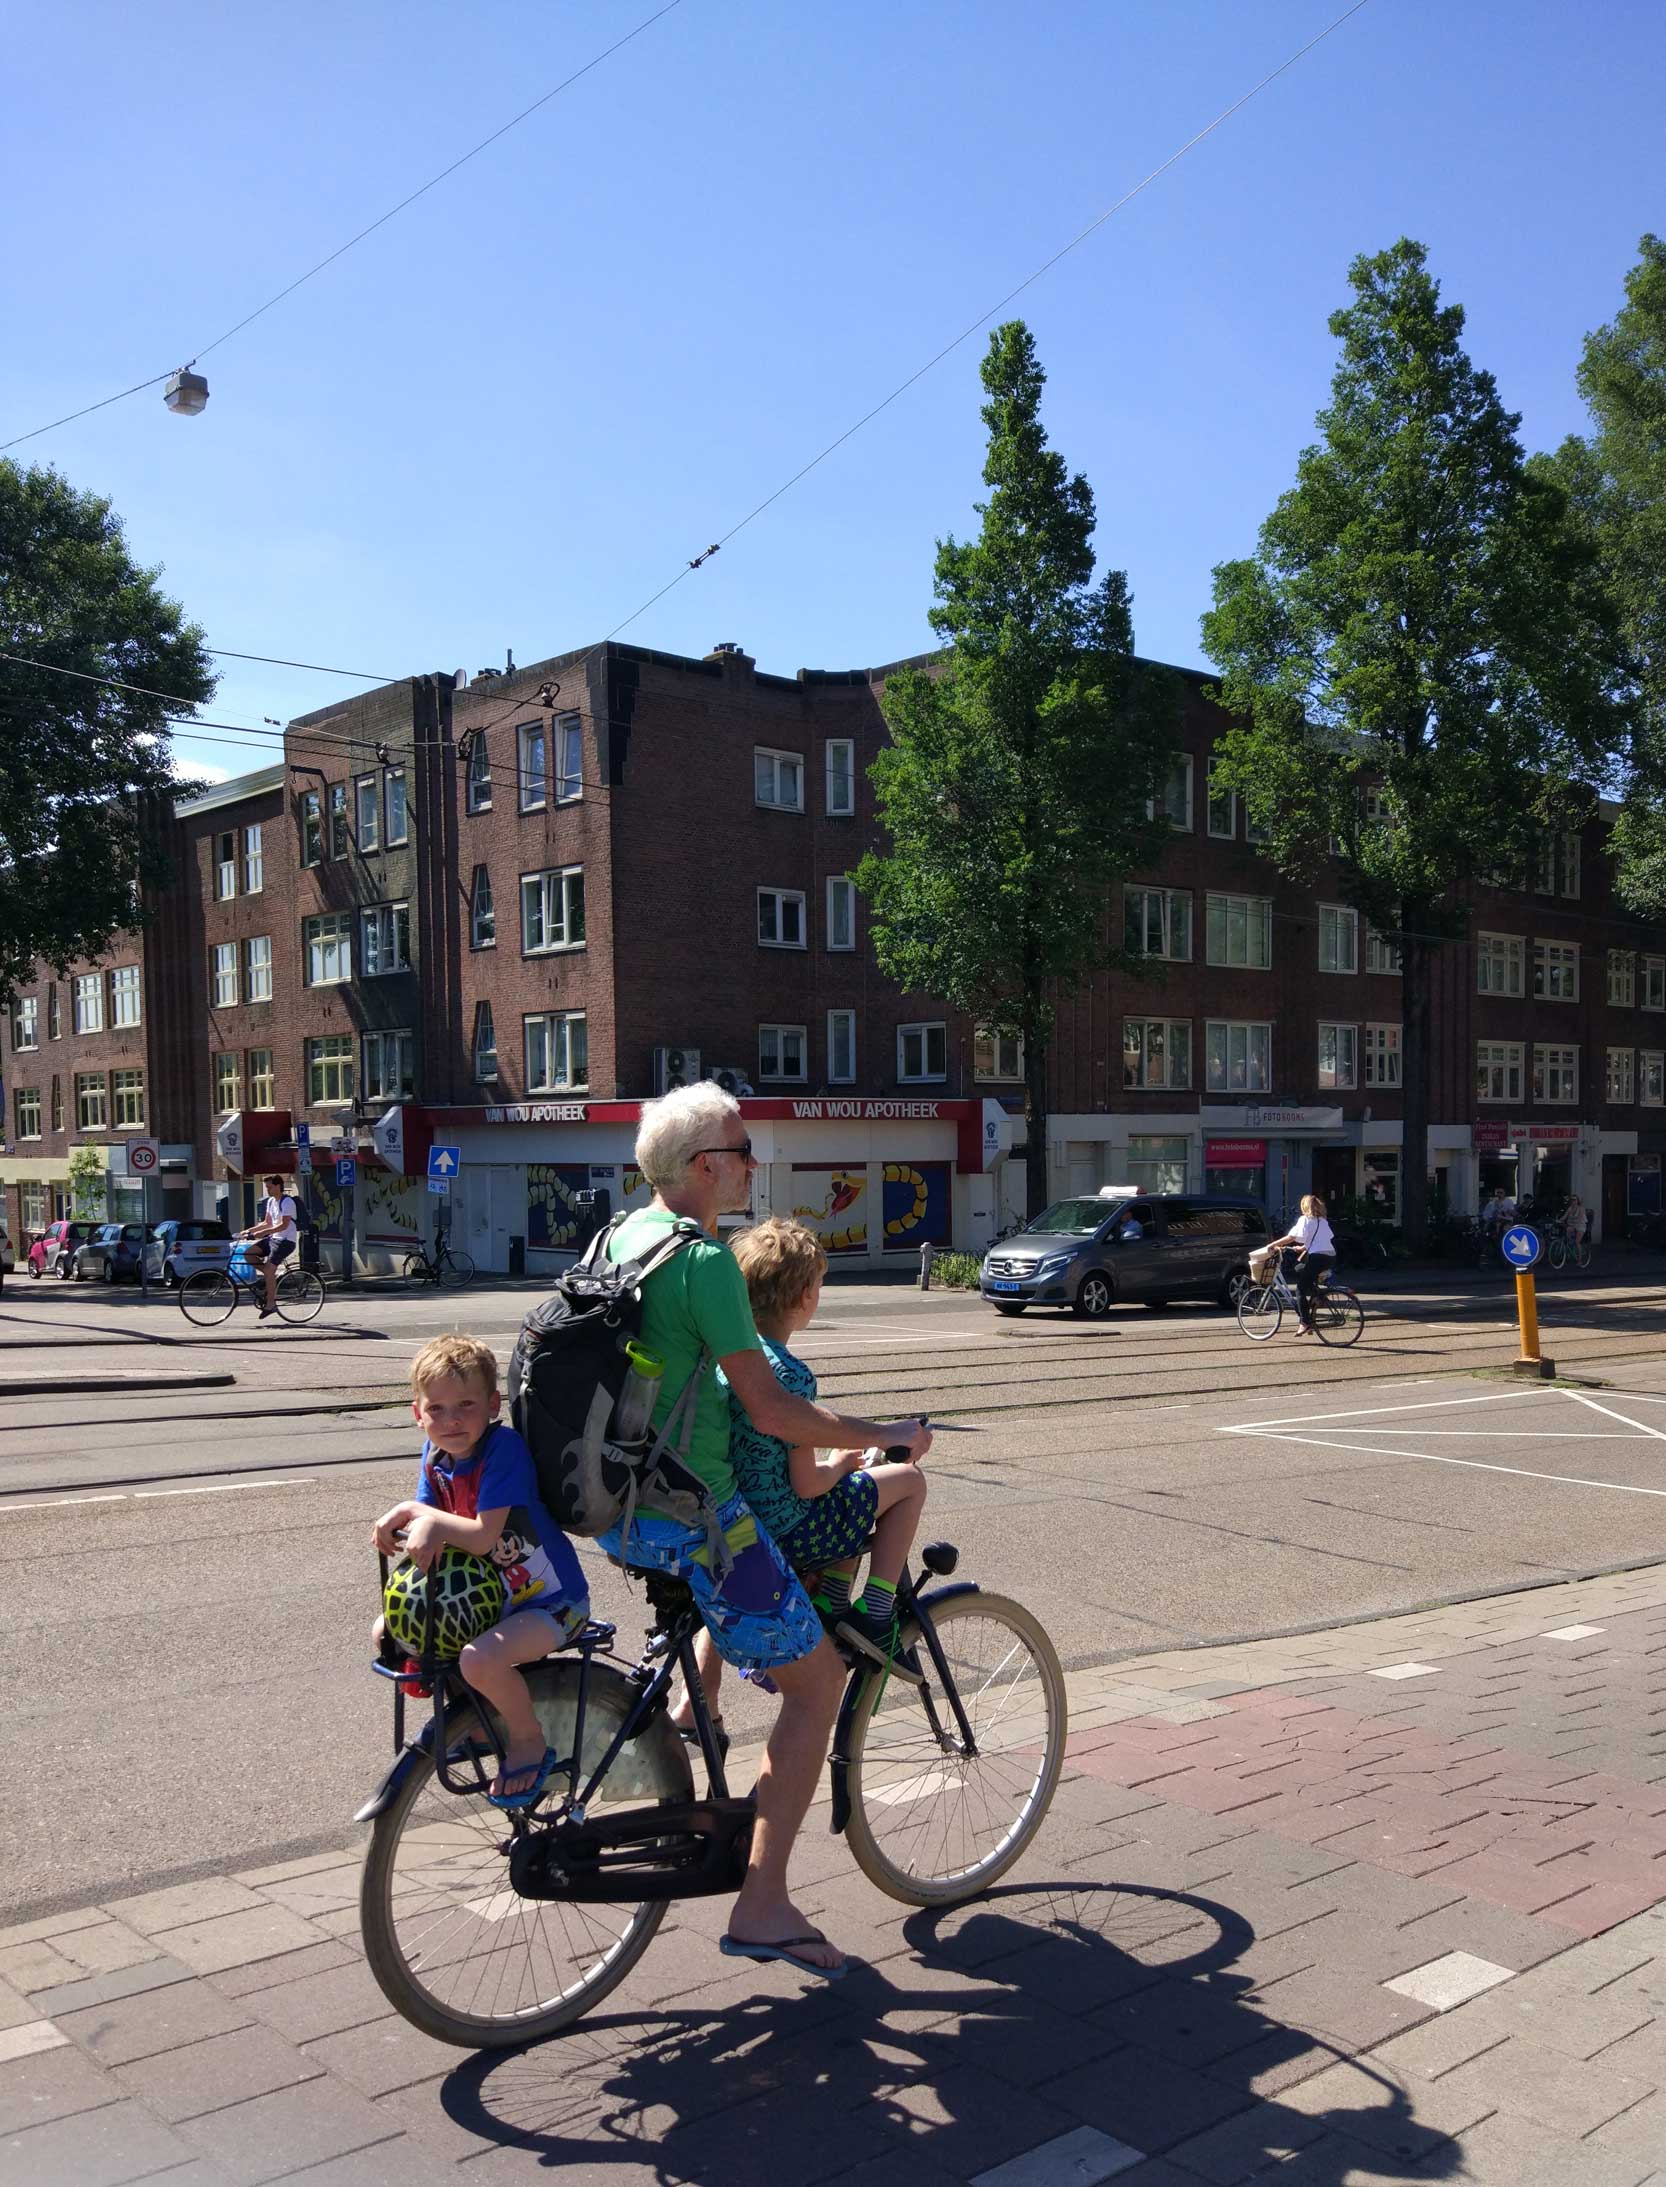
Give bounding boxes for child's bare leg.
[458,1610,565,1798]
[865,1463,927,1588]
[671,1628,725,1730]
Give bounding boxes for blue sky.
[4,0,1663,779]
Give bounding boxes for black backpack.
[506,1214,728,1570]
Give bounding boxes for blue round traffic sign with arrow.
[1501,1224,1541,1270]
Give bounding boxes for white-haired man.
[598,1083,930,1980]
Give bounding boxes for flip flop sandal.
[718,1930,849,1981]
[487,1746,561,1812]
[677,1720,731,1759]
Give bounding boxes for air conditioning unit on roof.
[709,1066,755,1097]
[651,1046,702,1096]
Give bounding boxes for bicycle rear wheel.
[844,1590,1066,1906]
[179,1271,237,1326]
[1313,1285,1364,1347]
[1236,1284,1282,1342]
[402,1251,433,1288]
[437,1247,476,1287]
[1575,1237,1592,1269]
[274,1268,325,1322]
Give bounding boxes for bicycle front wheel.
[179,1271,237,1326]
[437,1247,476,1287]
[402,1252,433,1289]
[1236,1284,1282,1342]
[274,1268,325,1323]
[1314,1286,1365,1347]
[1547,1234,1567,1270]
[844,1589,1067,1907]
[1575,1238,1592,1269]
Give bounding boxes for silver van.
[980,1190,1269,1317]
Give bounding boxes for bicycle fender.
[826,1581,984,1836]
[353,1732,434,1825]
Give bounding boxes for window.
[1128,1135,1188,1197]
[1535,830,1581,898]
[304,913,352,986]
[758,888,807,949]
[758,1023,807,1081]
[1364,1024,1402,1088]
[521,866,585,953]
[473,1002,498,1082]
[14,1088,41,1138]
[1124,887,1192,962]
[384,767,408,846]
[825,739,855,817]
[1205,894,1272,970]
[329,781,349,860]
[215,830,236,900]
[109,965,141,1029]
[1206,755,1236,839]
[1533,1043,1579,1104]
[1477,1041,1524,1104]
[112,1068,145,1128]
[1148,754,1193,830]
[1205,1020,1271,1093]
[47,984,59,1040]
[556,714,583,803]
[11,996,38,1049]
[470,865,495,949]
[898,1022,947,1082]
[828,1008,856,1085]
[76,1071,108,1130]
[1644,956,1666,1011]
[1642,1052,1665,1108]
[306,1034,355,1106]
[242,824,263,893]
[362,1028,415,1102]
[1123,1017,1191,1091]
[1318,904,1358,974]
[826,876,855,952]
[21,1181,46,1230]
[245,935,272,1003]
[1318,1022,1358,1091]
[525,1011,587,1092]
[213,1052,241,1113]
[301,790,323,867]
[247,1049,274,1107]
[974,1028,1024,1081]
[755,748,804,811]
[74,974,104,1034]
[518,721,547,810]
[467,732,492,812]
[355,775,380,851]
[1476,932,1525,996]
[1607,1047,1636,1104]
[1365,928,1402,976]
[1608,950,1636,1007]
[50,1076,62,1131]
[1534,941,1579,1002]
[360,902,411,977]
[206,942,237,1007]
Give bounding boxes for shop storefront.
[1204,1136,1266,1201]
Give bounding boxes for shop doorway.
[458,1165,520,1274]
[1313,1147,1354,1217]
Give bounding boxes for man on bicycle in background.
[239,1172,300,1320]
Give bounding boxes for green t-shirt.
[607,1207,761,1506]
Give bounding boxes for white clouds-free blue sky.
[4,1,1662,778]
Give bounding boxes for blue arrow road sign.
[1501,1224,1541,1270]
[428,1145,461,1180]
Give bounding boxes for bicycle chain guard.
[508,1796,756,1902]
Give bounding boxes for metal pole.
[1513,1269,1555,1378]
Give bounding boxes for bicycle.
[1235,1251,1364,1346]
[403,1224,476,1288]
[1546,1219,1593,1272]
[178,1244,326,1327]
[357,1535,1068,2048]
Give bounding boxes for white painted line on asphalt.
[0,1493,127,1512]
[1313,1430,1647,1440]
[1562,1388,1666,1445]
[970,2125,1146,2187]
[1542,1624,1606,1640]
[1247,1430,1666,1500]
[1222,1389,1556,1432]
[1385,1951,1513,2010]
[134,1479,313,1499]
[1368,1663,1441,1680]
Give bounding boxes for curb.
[0,1370,237,1397]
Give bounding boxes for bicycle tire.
[1236,1283,1282,1342]
[402,1251,433,1289]
[1575,1238,1592,1269]
[436,1247,476,1287]
[844,1590,1067,1907]
[275,1268,326,1323]
[1313,1285,1364,1347]
[1546,1234,1567,1271]
[360,1671,681,2047]
[179,1271,237,1326]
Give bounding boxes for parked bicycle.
[1236,1251,1364,1346]
[178,1242,326,1326]
[358,1533,1067,2047]
[402,1223,476,1288]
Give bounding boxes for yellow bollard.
[1513,1268,1555,1379]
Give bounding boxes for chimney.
[704,641,755,675]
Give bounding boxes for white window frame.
[754,747,804,812]
[1363,1023,1403,1089]
[1124,886,1192,963]
[1365,928,1402,976]
[11,995,38,1050]
[1123,1017,1192,1092]
[520,866,585,955]
[247,1049,275,1108]
[1608,950,1636,1007]
[1534,940,1580,1003]
[1318,904,1359,975]
[473,1001,498,1082]
[328,781,349,860]
[306,1034,356,1106]
[758,888,807,950]
[758,1023,808,1082]
[300,790,323,867]
[1206,755,1236,839]
[74,973,104,1034]
[1148,754,1194,831]
[1205,893,1272,971]
[555,714,583,804]
[211,941,239,1008]
[974,1027,1024,1081]
[47,986,60,1040]
[360,902,411,978]
[825,739,855,817]
[898,1022,947,1084]
[361,1028,415,1103]
[524,1011,588,1094]
[241,824,263,894]
[1317,1022,1357,1092]
[14,1087,42,1139]
[1476,1040,1524,1104]
[1643,955,1666,1011]
[1641,1051,1665,1108]
[112,1068,145,1130]
[355,774,380,852]
[213,1053,241,1114]
[467,732,492,813]
[383,767,409,847]
[1476,932,1525,997]
[303,912,353,987]
[1204,1019,1271,1094]
[245,935,273,1003]
[1533,1043,1579,1105]
[1607,1047,1636,1104]
[215,830,237,900]
[470,865,495,950]
[75,1071,108,1131]
[827,1008,856,1085]
[825,876,855,952]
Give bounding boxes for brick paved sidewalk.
[5,1565,1666,2187]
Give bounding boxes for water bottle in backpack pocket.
[610,1340,665,1447]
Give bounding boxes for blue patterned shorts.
[599,1493,825,1673]
[775,1468,879,1570]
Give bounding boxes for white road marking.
[1222,1389,1558,1432]
[1247,1431,1666,1500]
[1562,1388,1666,1445]
[134,1479,314,1499]
[3,1478,313,1513]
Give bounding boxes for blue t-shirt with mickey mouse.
[415,1421,587,1615]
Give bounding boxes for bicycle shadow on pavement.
[435,1879,1463,2184]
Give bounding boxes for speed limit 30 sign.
[126,1139,161,1175]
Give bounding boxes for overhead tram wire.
[0,0,688,454]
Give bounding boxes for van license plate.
[988,1279,1021,1294]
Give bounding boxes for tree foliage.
[1201,240,1629,1246]
[0,459,214,1002]
[856,322,1179,1212]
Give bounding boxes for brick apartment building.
[4,637,1666,1268]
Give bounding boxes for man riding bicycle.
[239,1171,300,1320]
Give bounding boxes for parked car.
[71,1222,160,1283]
[0,1223,14,1275]
[28,1220,99,1278]
[980,1189,1269,1316]
[152,1217,233,1287]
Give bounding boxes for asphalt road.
[4,1269,1666,1918]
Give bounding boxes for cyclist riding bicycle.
[1266,1191,1335,1335]
[238,1171,299,1320]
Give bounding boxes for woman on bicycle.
[1268,1192,1335,1334]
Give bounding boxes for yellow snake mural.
[529,1165,584,1247]
[883,1162,929,1238]
[791,1166,867,1254]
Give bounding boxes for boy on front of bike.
[372,1336,590,1810]
[238,1171,299,1319]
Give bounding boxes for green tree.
[1538,236,1666,912]
[0,460,214,1001]
[1202,241,1627,1249]
[857,321,1179,1216]
[68,1144,108,1222]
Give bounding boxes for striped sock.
[858,1576,897,1621]
[815,1571,853,1614]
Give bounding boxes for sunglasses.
[692,1139,753,1163]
